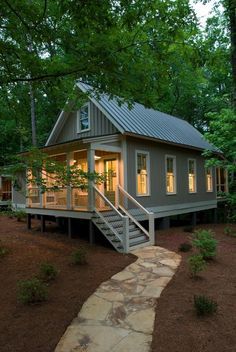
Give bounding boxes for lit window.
[77,104,90,132]
[166,156,176,194]
[206,167,213,192]
[188,159,196,193]
[216,167,228,193]
[136,152,149,195]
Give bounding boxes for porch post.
[88,147,95,211]
[149,212,155,245]
[66,152,73,210]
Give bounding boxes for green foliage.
[14,210,27,222]
[0,241,9,258]
[39,262,58,282]
[224,226,236,237]
[179,242,192,252]
[188,254,207,277]
[17,278,48,304]
[192,229,217,259]
[71,248,87,265]
[194,295,218,316]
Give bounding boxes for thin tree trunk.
[29,82,37,146]
[227,0,236,108]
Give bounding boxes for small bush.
[71,248,87,265]
[39,262,58,282]
[194,295,218,316]
[14,210,27,222]
[179,242,192,252]
[224,226,236,237]
[0,246,9,258]
[188,254,206,277]
[17,278,48,305]
[192,229,217,259]
[183,226,194,233]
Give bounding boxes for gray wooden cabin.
[26,82,221,253]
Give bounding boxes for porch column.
[66,152,74,210]
[88,147,95,211]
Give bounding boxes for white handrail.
[94,209,123,243]
[118,185,153,215]
[93,185,125,218]
[119,205,150,238]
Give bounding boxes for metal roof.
[78,82,216,151]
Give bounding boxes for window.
[206,167,213,192]
[77,104,90,132]
[165,156,176,194]
[136,151,149,196]
[216,167,228,193]
[188,159,196,193]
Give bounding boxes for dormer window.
[77,103,90,133]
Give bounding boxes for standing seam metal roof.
[78,82,216,151]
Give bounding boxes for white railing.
[117,185,155,245]
[93,185,129,252]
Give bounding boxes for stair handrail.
[117,185,155,245]
[117,185,153,215]
[93,185,126,218]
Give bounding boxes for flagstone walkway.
[55,246,181,352]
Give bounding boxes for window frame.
[206,166,213,192]
[165,155,177,195]
[188,158,197,193]
[135,150,150,197]
[77,103,90,133]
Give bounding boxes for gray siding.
[126,137,216,209]
[55,102,119,143]
[12,173,26,208]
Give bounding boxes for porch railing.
[117,185,155,245]
[93,185,130,252]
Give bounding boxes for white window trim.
[135,150,150,197]
[77,103,90,133]
[188,158,197,193]
[165,155,177,195]
[206,166,213,192]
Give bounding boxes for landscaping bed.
[0,216,134,352]
[152,223,236,352]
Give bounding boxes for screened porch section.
[27,149,120,211]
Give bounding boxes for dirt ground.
[0,216,134,352]
[152,223,236,352]
[1,216,236,352]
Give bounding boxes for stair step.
[129,238,149,247]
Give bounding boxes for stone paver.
[54,246,181,352]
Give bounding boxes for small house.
[26,82,224,252]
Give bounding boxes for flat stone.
[79,295,112,321]
[139,262,157,269]
[159,259,179,268]
[126,263,142,273]
[111,331,152,352]
[112,271,135,281]
[152,266,174,277]
[96,291,124,302]
[141,284,164,298]
[125,308,155,334]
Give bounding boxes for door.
[104,159,117,205]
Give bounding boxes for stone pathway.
[55,246,181,352]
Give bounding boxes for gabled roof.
[78,82,216,152]
[46,81,216,152]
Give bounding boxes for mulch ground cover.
[0,216,134,352]
[152,223,236,352]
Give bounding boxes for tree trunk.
[29,82,37,146]
[227,0,236,108]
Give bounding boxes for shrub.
[39,262,58,282]
[192,229,217,259]
[17,278,48,304]
[71,248,87,265]
[179,242,192,252]
[224,226,236,237]
[0,246,9,258]
[14,210,27,222]
[188,254,206,277]
[194,295,218,316]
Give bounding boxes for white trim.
[77,82,125,134]
[165,154,177,195]
[45,110,67,146]
[77,103,91,133]
[188,158,197,193]
[135,150,150,197]
[206,166,213,192]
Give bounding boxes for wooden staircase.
[92,185,155,253]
